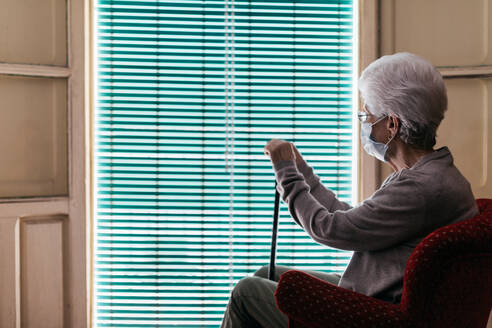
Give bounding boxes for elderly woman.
[220,52,478,327]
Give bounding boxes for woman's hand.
[264,139,295,164]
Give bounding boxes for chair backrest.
[400,199,492,328]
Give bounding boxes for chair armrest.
[274,270,407,328]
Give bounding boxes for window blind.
[94,0,355,327]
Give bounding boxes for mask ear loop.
[368,115,388,143]
[370,115,387,127]
[383,116,399,154]
[385,132,396,146]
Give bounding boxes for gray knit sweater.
[273,147,478,304]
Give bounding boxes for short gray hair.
[358,52,447,150]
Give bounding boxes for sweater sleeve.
[274,160,352,212]
[274,161,427,252]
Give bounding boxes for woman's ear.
[386,115,400,137]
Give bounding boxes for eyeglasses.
[357,112,371,123]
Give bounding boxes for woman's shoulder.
[378,147,474,202]
[397,147,474,200]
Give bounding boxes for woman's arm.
[291,144,352,212]
[274,161,426,252]
[274,160,352,212]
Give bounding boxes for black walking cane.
[268,181,281,281]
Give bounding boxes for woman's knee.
[231,277,265,301]
[253,265,269,278]
[253,265,292,281]
[227,277,285,327]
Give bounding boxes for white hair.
[358,52,448,150]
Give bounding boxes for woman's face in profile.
[363,104,390,144]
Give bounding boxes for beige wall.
[379,0,492,199]
[0,0,88,327]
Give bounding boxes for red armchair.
[274,199,492,328]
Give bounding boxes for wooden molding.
[0,63,71,78]
[0,199,68,218]
[439,65,492,78]
[358,0,380,202]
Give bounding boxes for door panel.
[20,216,67,328]
[0,75,68,198]
[0,0,87,326]
[381,0,492,67]
[0,214,68,328]
[436,79,491,197]
[0,0,67,66]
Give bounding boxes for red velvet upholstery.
[275,199,492,328]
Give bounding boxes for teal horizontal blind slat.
[94,0,354,326]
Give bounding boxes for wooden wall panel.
[20,216,66,328]
[0,0,88,325]
[436,79,491,198]
[0,75,68,198]
[0,0,67,66]
[0,215,68,328]
[380,0,491,67]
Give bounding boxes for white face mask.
[360,116,394,162]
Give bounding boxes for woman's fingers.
[263,139,277,156]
